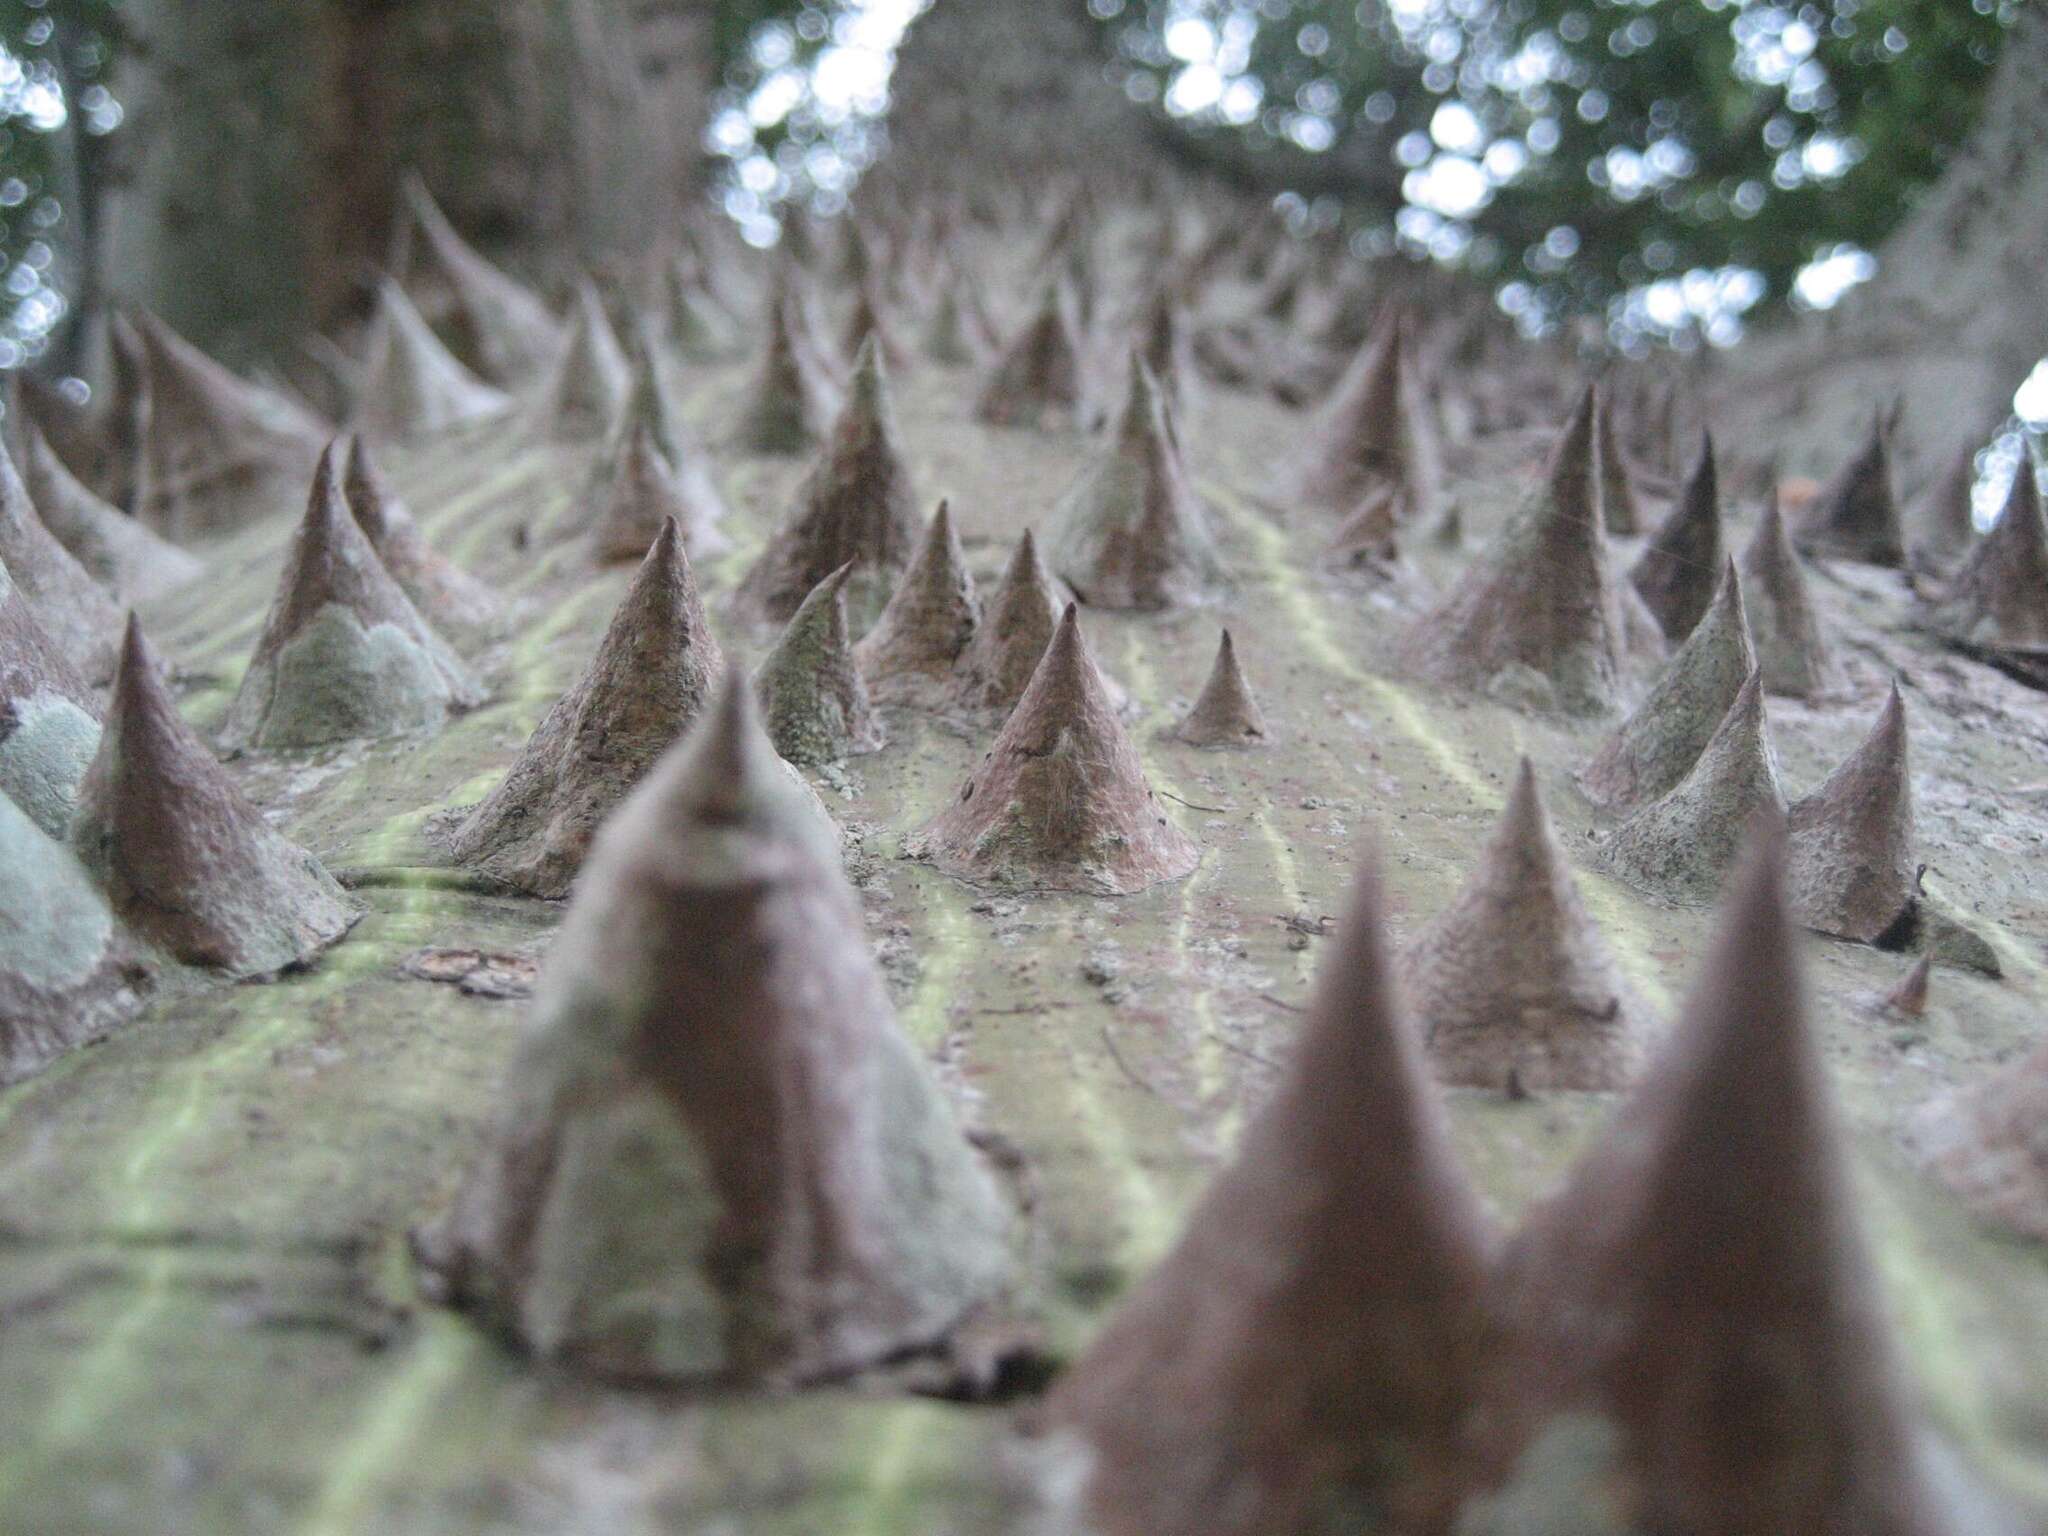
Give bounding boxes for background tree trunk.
[883,0,1177,197]
[1706,2,2048,485]
[106,0,716,365]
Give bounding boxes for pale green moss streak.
[158,526,294,677]
[1250,805,1310,920]
[878,716,1174,1334]
[1201,478,1682,1014]
[898,734,1175,1302]
[846,1401,958,1536]
[1201,479,1493,803]
[0,1035,90,1138]
[1362,674,1499,805]
[1203,479,1371,684]
[12,982,313,1473]
[1249,807,1317,989]
[1118,634,1232,1112]
[103,917,411,1219]
[290,1318,481,1536]
[902,890,972,1050]
[406,443,543,520]
[415,450,558,573]
[698,459,770,592]
[493,573,639,715]
[1058,1030,1179,1282]
[355,805,437,869]
[10,844,431,1468]
[1857,1157,2048,1507]
[22,1251,176,1457]
[1572,874,1677,1013]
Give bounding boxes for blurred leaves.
[1110,0,2015,338]
[0,0,122,362]
[718,0,2014,341]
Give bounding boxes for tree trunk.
[106,0,715,365]
[105,3,323,366]
[883,0,1177,197]
[1708,4,2048,483]
[40,11,117,383]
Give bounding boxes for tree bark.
[1706,4,2048,482]
[883,0,1178,197]
[106,0,716,365]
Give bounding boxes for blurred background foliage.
[0,0,2021,364]
[0,0,120,366]
[706,0,2017,348]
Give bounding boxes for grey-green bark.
[882,0,1177,195]
[106,0,715,365]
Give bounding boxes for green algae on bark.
[755,563,886,767]
[0,551,101,840]
[419,676,1012,1384]
[0,783,152,1086]
[220,446,483,751]
[73,618,358,977]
